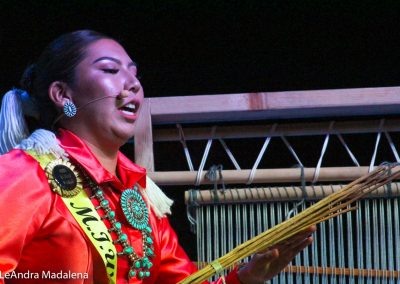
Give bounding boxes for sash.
[27,151,117,284]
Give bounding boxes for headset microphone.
[52,90,131,127]
[77,90,130,110]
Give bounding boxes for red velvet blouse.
[0,129,240,284]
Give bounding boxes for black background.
[2,1,400,98]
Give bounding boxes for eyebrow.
[92,56,137,68]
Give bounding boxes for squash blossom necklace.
[87,176,155,280]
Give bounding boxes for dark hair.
[20,30,112,130]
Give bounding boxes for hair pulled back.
[20,30,111,130]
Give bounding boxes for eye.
[102,68,119,74]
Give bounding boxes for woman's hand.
[237,226,316,284]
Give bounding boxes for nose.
[131,78,141,93]
[124,71,142,93]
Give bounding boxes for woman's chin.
[113,127,136,144]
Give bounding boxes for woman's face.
[66,38,144,147]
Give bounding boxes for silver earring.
[63,100,77,117]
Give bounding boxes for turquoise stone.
[108,211,115,218]
[124,246,133,254]
[119,233,128,241]
[138,271,144,279]
[142,257,148,264]
[135,260,141,268]
[145,271,150,277]
[146,237,153,244]
[145,226,152,233]
[133,204,140,212]
[100,200,109,207]
[96,189,103,196]
[129,270,136,278]
[147,262,153,269]
[147,248,154,256]
[114,222,121,230]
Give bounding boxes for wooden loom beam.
[134,100,155,171]
[153,118,400,142]
[283,266,400,278]
[183,183,400,204]
[149,166,383,186]
[147,87,400,124]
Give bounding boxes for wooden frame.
[133,86,400,182]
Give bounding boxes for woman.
[0,30,315,283]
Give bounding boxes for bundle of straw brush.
[179,163,400,284]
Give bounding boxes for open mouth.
[120,103,137,115]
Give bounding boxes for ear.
[48,81,72,109]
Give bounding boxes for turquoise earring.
[63,100,77,117]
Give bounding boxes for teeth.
[125,103,136,110]
[120,103,136,114]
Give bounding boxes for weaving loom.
[177,124,400,283]
[132,89,400,283]
[185,184,400,283]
